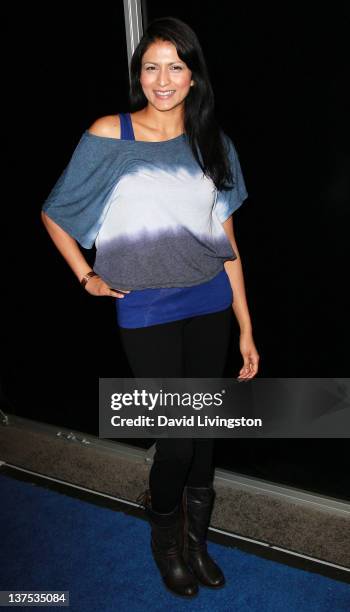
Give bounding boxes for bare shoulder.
[87,115,121,139]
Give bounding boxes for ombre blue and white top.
[42,112,249,327]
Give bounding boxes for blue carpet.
[0,472,349,611]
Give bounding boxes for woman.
[41,16,259,599]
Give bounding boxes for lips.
[154,90,175,98]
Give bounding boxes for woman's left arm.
[222,215,260,379]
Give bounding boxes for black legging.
[119,306,232,512]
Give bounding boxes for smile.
[154,91,176,98]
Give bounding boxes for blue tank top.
[115,112,234,328]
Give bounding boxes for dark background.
[2,1,350,501]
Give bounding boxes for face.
[140,39,194,109]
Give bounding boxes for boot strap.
[136,488,151,508]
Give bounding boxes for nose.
[157,67,171,87]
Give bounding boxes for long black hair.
[129,16,235,192]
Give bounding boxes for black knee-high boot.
[182,485,226,588]
[137,489,199,598]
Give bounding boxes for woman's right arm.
[40,211,129,298]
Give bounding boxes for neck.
[139,106,185,137]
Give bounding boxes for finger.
[239,362,251,375]
[237,372,249,380]
[109,290,126,298]
[109,287,131,294]
[239,362,259,380]
[238,362,256,379]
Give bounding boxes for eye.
[144,65,183,71]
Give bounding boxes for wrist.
[80,270,98,288]
[239,322,253,335]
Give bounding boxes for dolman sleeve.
[41,131,119,249]
[214,133,249,223]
